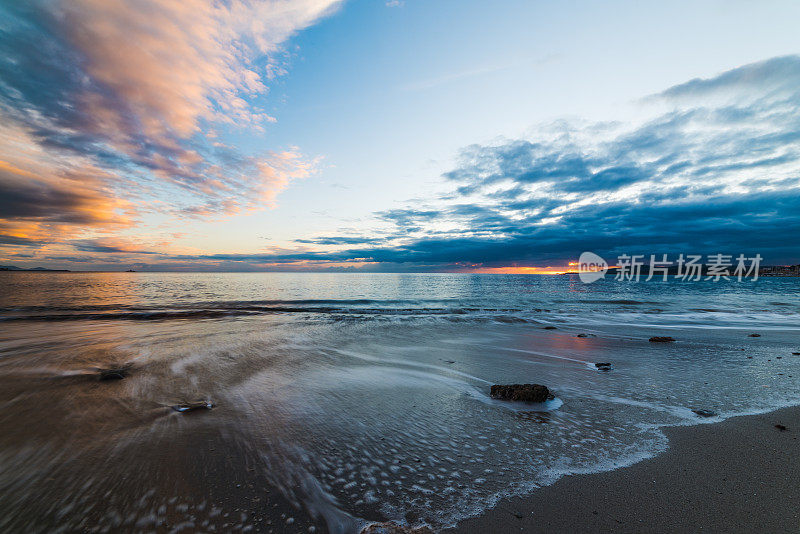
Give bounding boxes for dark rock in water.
[793,352,800,356]
[748,333,761,337]
[543,325,558,330]
[490,384,554,403]
[692,409,717,418]
[495,315,528,324]
[576,333,589,338]
[649,336,675,343]
[171,400,215,413]
[97,363,132,381]
[360,522,433,534]
[775,424,788,431]
[595,362,612,371]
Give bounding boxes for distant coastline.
[0,266,71,272]
[560,264,800,278]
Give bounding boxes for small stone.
[543,326,557,330]
[490,384,554,403]
[692,409,717,418]
[171,400,215,413]
[97,363,132,381]
[360,522,433,534]
[792,352,800,356]
[748,333,761,337]
[775,424,788,431]
[649,336,675,343]
[576,333,589,338]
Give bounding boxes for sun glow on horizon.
[464,265,573,275]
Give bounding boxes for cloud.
[659,55,800,102]
[5,53,800,270]
[0,0,340,245]
[289,56,800,267]
[71,238,161,255]
[0,120,136,246]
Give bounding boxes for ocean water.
[0,272,799,533]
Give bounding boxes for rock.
[692,409,717,418]
[775,424,788,431]
[576,333,589,338]
[649,336,675,343]
[490,384,554,403]
[171,400,215,413]
[748,333,761,337]
[97,363,132,381]
[543,326,557,330]
[360,522,433,534]
[594,362,612,371]
[792,352,800,356]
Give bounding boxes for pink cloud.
[0,0,342,254]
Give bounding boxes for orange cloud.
[0,118,136,247]
[60,0,342,143]
[0,0,340,257]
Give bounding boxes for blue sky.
[1,0,799,270]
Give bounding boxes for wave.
[0,300,533,322]
[1,294,797,323]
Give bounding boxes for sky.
[1,0,799,272]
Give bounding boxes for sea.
[0,272,799,533]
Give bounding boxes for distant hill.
[0,265,70,272]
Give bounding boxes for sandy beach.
[449,405,800,533]
[1,273,799,533]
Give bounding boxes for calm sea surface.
[1,272,799,532]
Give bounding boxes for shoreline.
[447,404,800,533]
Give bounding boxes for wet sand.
[2,271,800,532]
[449,405,800,533]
